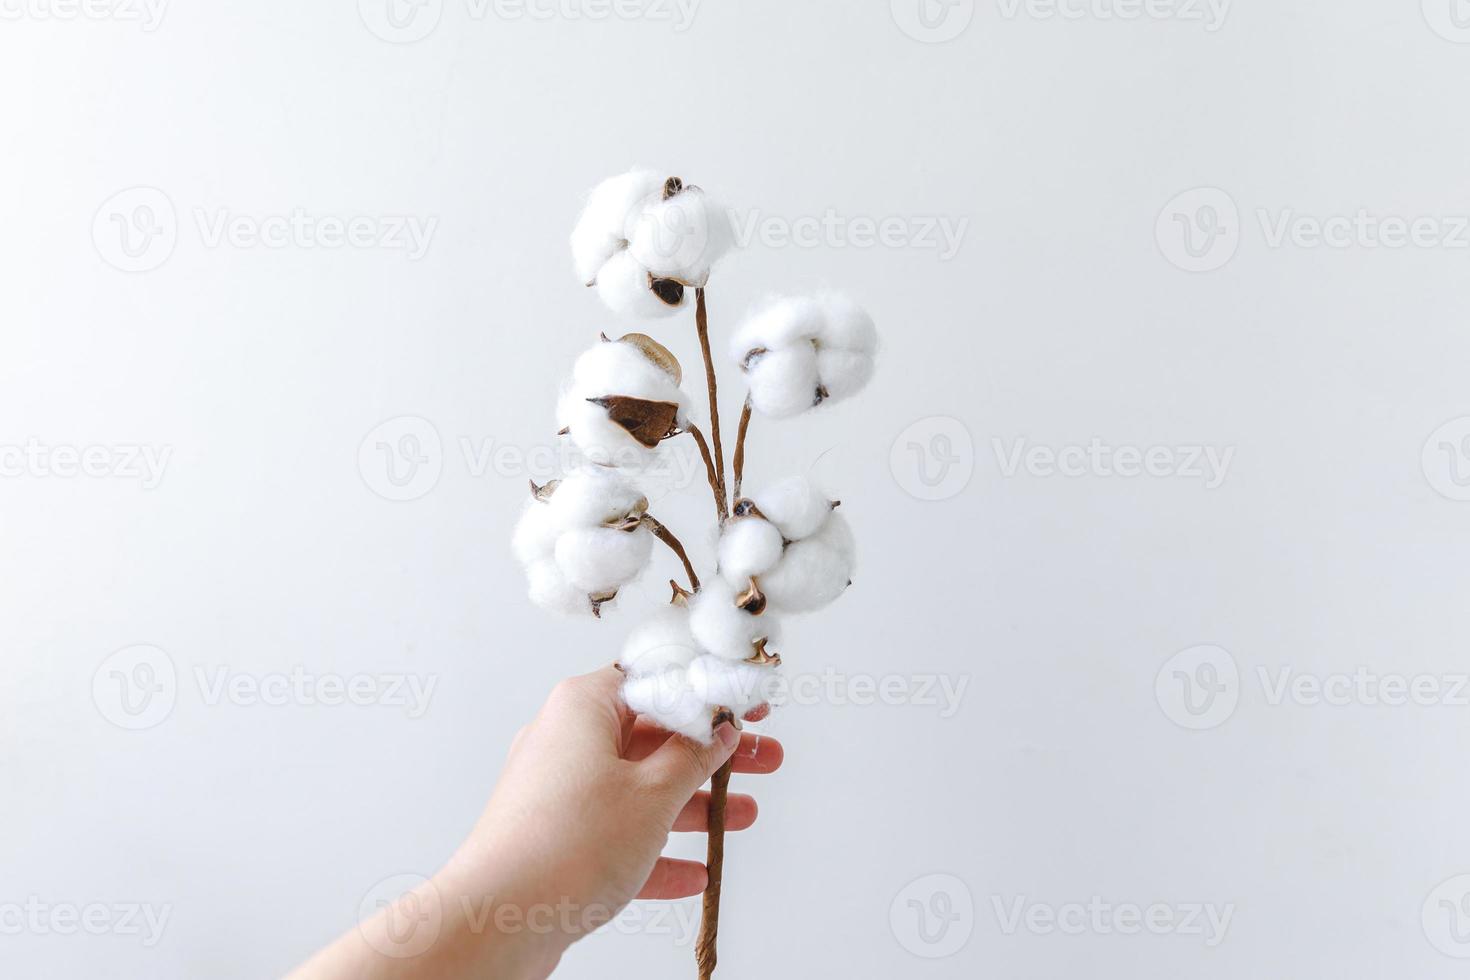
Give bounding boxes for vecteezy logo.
[358,416,443,502]
[1423,875,1470,958]
[1155,187,1240,273]
[890,0,975,43]
[1423,0,1470,42]
[1155,644,1239,730]
[92,187,177,273]
[889,873,974,958]
[890,416,975,501]
[1422,417,1470,502]
[358,873,442,958]
[92,645,178,730]
[358,0,442,43]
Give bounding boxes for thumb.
[640,721,740,811]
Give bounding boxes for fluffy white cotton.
[620,606,702,677]
[760,511,855,613]
[688,654,777,715]
[526,558,592,616]
[545,468,646,531]
[571,338,686,406]
[741,346,820,419]
[628,186,733,286]
[622,668,714,743]
[731,292,878,417]
[594,248,686,318]
[554,525,653,595]
[717,517,783,586]
[512,499,561,565]
[688,578,780,662]
[571,169,662,285]
[747,476,833,541]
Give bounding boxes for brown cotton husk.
[585,395,682,448]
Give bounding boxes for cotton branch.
[683,423,727,523]
[731,397,752,500]
[694,287,728,517]
[696,708,736,980]
[641,514,700,592]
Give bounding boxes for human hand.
[291,665,783,980]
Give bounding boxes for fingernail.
[715,723,739,751]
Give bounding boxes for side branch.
[694,287,728,516]
[684,423,727,523]
[641,514,700,592]
[731,397,752,501]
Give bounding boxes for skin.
[289,665,784,980]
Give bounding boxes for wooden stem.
[694,288,728,519]
[685,424,727,523]
[696,709,735,980]
[731,397,752,501]
[641,514,699,592]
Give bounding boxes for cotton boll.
[688,655,778,715]
[743,346,821,419]
[815,347,875,401]
[717,517,783,586]
[571,338,684,404]
[526,558,591,616]
[628,187,732,286]
[554,525,653,594]
[594,249,686,318]
[546,468,646,531]
[815,292,878,354]
[512,500,560,565]
[620,607,701,677]
[749,476,833,541]
[760,512,856,613]
[558,391,657,467]
[730,296,823,361]
[622,669,714,742]
[688,579,780,662]
[570,169,663,284]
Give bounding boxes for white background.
[5,0,1470,976]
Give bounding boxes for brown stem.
[694,288,728,518]
[696,708,735,980]
[641,514,699,592]
[684,423,727,523]
[731,397,752,501]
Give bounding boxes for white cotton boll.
[628,187,733,286]
[526,558,591,616]
[594,249,686,318]
[570,169,663,284]
[760,512,856,613]
[815,347,875,401]
[749,475,832,541]
[744,346,821,419]
[545,468,646,531]
[815,292,878,354]
[622,669,714,742]
[620,607,701,677]
[688,578,780,662]
[717,517,783,586]
[554,525,653,594]
[730,295,823,361]
[688,655,777,715]
[570,339,687,406]
[512,500,560,565]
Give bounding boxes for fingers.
[625,720,785,774]
[638,723,740,810]
[537,665,633,753]
[636,857,708,900]
[672,792,757,832]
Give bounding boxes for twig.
[731,397,752,501]
[641,514,700,592]
[684,423,727,523]
[696,708,735,980]
[694,288,727,517]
